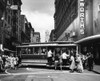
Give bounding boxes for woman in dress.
[76,54,84,73]
[69,53,76,72]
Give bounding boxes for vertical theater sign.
[80,0,85,34]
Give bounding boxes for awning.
[75,34,100,44]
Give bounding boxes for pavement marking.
[26,68,49,71]
[0,69,12,76]
[5,69,12,75]
[26,75,57,78]
[1,68,100,77]
[25,68,100,76]
[5,69,100,77]
[26,68,30,70]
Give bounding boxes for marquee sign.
[80,0,85,34]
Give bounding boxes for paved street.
[0,66,100,81]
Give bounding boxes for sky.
[21,0,55,42]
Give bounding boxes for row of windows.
[55,0,78,39]
[18,47,47,55]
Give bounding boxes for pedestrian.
[47,49,53,66]
[81,54,87,69]
[9,53,15,69]
[1,54,6,69]
[0,54,3,72]
[15,55,19,68]
[87,52,94,71]
[61,50,69,66]
[18,55,21,67]
[75,54,84,73]
[5,55,10,69]
[54,52,60,70]
[69,53,76,73]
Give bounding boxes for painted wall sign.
[80,0,85,34]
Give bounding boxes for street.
[0,65,100,81]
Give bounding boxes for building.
[32,32,40,43]
[45,30,50,42]
[29,22,35,43]
[10,0,22,50]
[20,15,32,43]
[0,0,37,53]
[0,0,22,51]
[49,29,56,41]
[54,0,100,64]
[54,0,78,41]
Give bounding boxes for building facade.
[0,0,22,51]
[29,22,35,43]
[20,15,32,43]
[54,0,78,41]
[54,0,100,64]
[45,30,50,42]
[0,0,38,53]
[32,32,40,43]
[49,29,56,41]
[10,0,22,50]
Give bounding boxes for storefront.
[75,34,100,65]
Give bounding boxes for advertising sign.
[80,0,85,34]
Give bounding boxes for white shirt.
[61,52,68,59]
[47,50,52,57]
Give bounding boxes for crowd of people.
[47,49,94,73]
[0,48,94,73]
[0,53,21,72]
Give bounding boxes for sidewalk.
[92,64,100,74]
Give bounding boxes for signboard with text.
[79,0,85,34]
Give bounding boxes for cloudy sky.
[21,0,55,42]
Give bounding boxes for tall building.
[0,0,22,51]
[10,0,22,50]
[20,15,32,43]
[54,0,78,41]
[29,22,35,43]
[49,29,56,41]
[54,0,100,64]
[45,30,50,42]
[32,32,40,43]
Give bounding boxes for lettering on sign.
[80,0,85,34]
